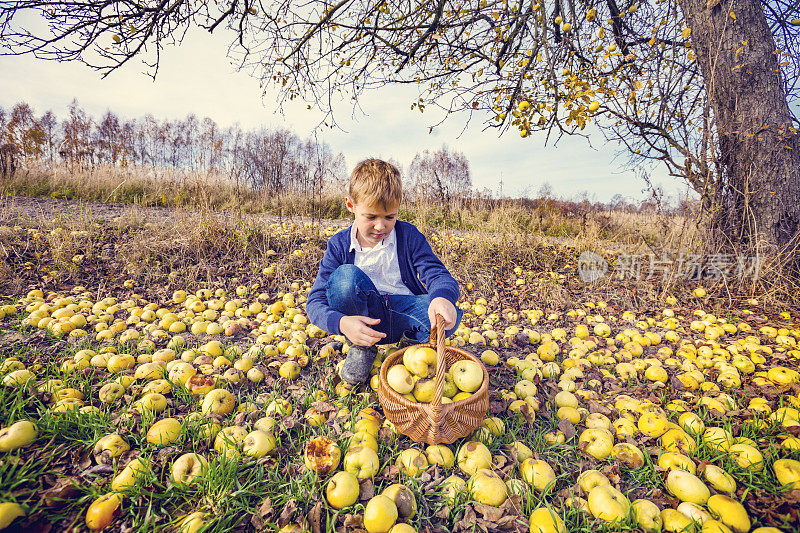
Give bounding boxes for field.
[1,192,799,533]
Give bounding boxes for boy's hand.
[429,297,457,331]
[339,316,386,347]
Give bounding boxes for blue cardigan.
[306,220,460,335]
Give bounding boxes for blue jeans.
[326,264,463,345]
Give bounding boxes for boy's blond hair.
[349,159,402,209]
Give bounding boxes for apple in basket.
[450,360,484,393]
[403,346,437,378]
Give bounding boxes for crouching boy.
[306,158,463,389]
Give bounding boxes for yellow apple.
[85,492,123,531]
[585,413,612,430]
[611,443,645,469]
[135,391,168,413]
[638,412,669,438]
[457,441,492,476]
[481,349,500,366]
[631,498,662,532]
[98,382,126,404]
[350,430,379,453]
[135,361,164,380]
[677,501,712,524]
[201,389,236,416]
[185,374,215,395]
[387,364,415,394]
[701,464,736,493]
[529,507,565,533]
[363,494,398,533]
[509,441,533,463]
[0,502,25,530]
[440,475,467,505]
[467,468,508,506]
[326,471,360,509]
[658,452,696,474]
[381,484,417,519]
[666,469,710,505]
[304,436,341,476]
[661,428,697,455]
[403,346,437,378]
[706,494,750,533]
[423,444,454,468]
[111,457,150,491]
[412,378,436,403]
[554,390,578,408]
[579,428,614,460]
[587,485,630,524]
[243,430,277,458]
[388,525,416,533]
[557,406,581,424]
[577,469,610,492]
[613,418,638,440]
[514,379,537,399]
[344,446,381,479]
[146,418,182,446]
[661,508,695,532]
[171,453,208,487]
[520,458,556,492]
[397,449,429,476]
[703,427,733,453]
[214,426,248,456]
[0,420,38,451]
[94,434,130,459]
[279,360,300,379]
[727,443,764,471]
[451,359,484,392]
[179,511,208,533]
[773,458,800,489]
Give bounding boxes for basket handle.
[430,314,447,408]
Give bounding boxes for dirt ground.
[0,195,351,230]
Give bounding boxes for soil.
[0,195,351,230]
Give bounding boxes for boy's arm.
[410,226,460,306]
[306,240,346,335]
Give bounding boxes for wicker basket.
[378,315,489,444]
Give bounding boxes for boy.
[306,158,463,389]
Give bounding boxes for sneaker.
[339,343,379,388]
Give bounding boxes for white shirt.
[349,225,413,296]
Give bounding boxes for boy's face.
[345,197,398,248]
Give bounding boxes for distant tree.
[408,145,471,205]
[96,110,122,164]
[60,99,94,169]
[39,110,58,163]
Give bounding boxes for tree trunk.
[677,0,800,268]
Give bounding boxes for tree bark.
[677,0,800,267]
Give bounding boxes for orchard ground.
[0,195,799,533]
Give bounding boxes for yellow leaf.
[729,11,736,20]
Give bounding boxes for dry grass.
[4,161,688,245]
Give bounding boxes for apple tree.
[1,0,799,267]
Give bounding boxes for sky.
[0,23,688,204]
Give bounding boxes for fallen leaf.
[308,501,322,533]
[277,498,296,528]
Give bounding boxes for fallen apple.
[0,420,38,452]
[363,494,398,533]
[326,471,360,509]
[304,436,341,476]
